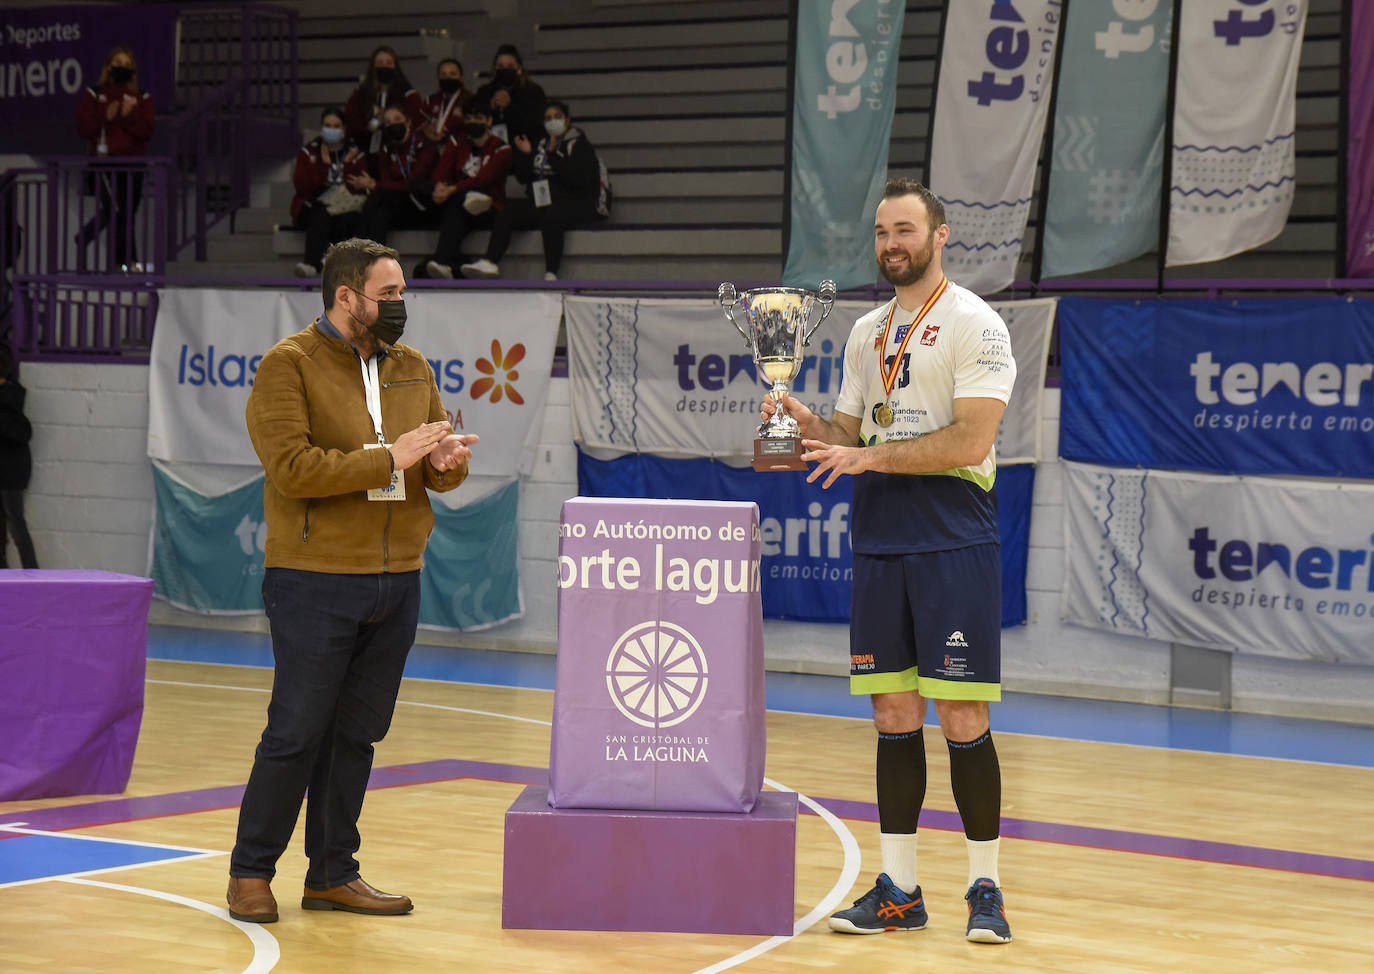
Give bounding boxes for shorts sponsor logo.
[945,630,969,648]
[851,652,876,671]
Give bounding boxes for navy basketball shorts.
[849,543,1002,701]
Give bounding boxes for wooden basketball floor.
[2,627,1372,973]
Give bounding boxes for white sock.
[879,832,919,895]
[966,837,1001,887]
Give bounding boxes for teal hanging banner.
[783,0,905,290]
[1040,0,1171,279]
[151,465,268,613]
[419,480,523,631]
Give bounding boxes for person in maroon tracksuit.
[289,108,370,277]
[74,46,155,271]
[422,103,512,278]
[416,58,474,149]
[342,46,422,155]
[353,105,440,245]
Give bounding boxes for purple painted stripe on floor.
[808,796,1374,882]
[6,760,1369,882]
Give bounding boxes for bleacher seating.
[176,0,1345,284]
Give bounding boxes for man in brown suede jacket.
[226,238,478,924]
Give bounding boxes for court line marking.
[150,676,861,973]
[0,823,222,854]
[60,876,280,974]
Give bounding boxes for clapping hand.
[429,433,479,472]
[389,421,452,470]
[513,134,532,154]
[432,182,456,203]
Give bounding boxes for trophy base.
[753,436,809,472]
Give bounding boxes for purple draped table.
[0,570,154,802]
[549,497,766,813]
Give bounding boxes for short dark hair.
[882,177,946,231]
[321,238,400,310]
[319,105,344,125]
[546,98,570,118]
[493,43,523,67]
[438,57,463,75]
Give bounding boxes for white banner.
[565,295,1054,464]
[1166,1,1307,266]
[1062,461,1374,664]
[147,289,563,479]
[928,0,1063,295]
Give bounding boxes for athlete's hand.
[760,393,818,432]
[801,440,868,489]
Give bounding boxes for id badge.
[532,179,552,207]
[364,442,406,501]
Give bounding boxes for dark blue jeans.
[230,567,420,888]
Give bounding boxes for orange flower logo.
[470,339,526,404]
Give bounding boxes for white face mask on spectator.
[544,117,567,137]
[322,127,345,145]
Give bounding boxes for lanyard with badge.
[872,276,948,428]
[360,355,406,501]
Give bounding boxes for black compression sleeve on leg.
[876,728,926,834]
[947,730,1001,841]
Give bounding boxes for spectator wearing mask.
[353,105,440,245]
[461,99,609,282]
[343,46,421,154]
[424,104,512,279]
[471,44,546,146]
[0,344,38,570]
[290,108,370,278]
[418,58,473,147]
[74,46,155,272]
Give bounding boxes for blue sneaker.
[964,878,1012,943]
[828,873,928,934]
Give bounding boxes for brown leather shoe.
[301,877,413,915]
[227,877,278,923]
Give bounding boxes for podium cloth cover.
[0,570,154,802]
[549,498,765,812]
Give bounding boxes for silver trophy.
[718,280,836,471]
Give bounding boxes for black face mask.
[383,123,407,144]
[438,77,462,94]
[350,292,407,346]
[465,122,487,140]
[375,67,396,86]
[493,68,519,88]
[109,66,133,84]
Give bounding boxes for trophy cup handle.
[802,279,837,346]
[718,282,750,345]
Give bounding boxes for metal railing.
[166,79,252,261]
[177,3,298,145]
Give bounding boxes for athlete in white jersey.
[763,178,1016,944]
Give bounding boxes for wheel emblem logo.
[605,620,709,728]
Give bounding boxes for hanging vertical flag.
[928,0,1063,295]
[1167,0,1308,267]
[1040,0,1172,278]
[783,0,905,290]
[1349,0,1374,277]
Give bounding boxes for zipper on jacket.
[302,500,312,543]
[382,378,425,389]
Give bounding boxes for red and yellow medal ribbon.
[876,276,948,397]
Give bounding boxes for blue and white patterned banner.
[1062,461,1374,664]
[1167,0,1307,266]
[1040,0,1171,278]
[928,0,1063,295]
[783,0,905,290]
[1059,297,1374,479]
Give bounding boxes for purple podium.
[0,570,153,802]
[502,498,797,934]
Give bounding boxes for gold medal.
[874,402,894,428]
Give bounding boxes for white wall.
[17,362,1374,724]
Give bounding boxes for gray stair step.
[266,225,779,259]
